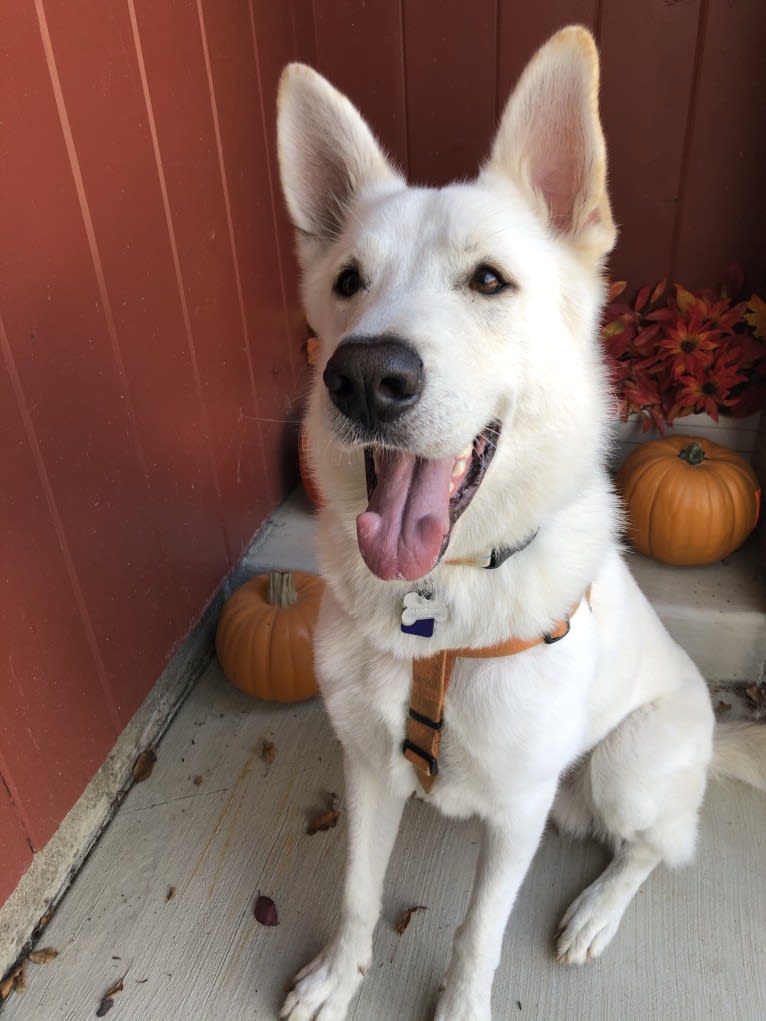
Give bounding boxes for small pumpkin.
[216,571,323,702]
[616,436,761,565]
[299,425,324,508]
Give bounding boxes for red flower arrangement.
[601,266,766,432]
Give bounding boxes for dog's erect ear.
[277,64,401,245]
[484,26,616,260]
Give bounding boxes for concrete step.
[628,536,766,686]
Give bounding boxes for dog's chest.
[430,645,593,813]
[318,574,598,816]
[328,634,594,819]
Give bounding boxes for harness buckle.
[408,707,444,731]
[402,739,439,777]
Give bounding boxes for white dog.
[276,26,766,1021]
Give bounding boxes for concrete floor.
[2,501,765,1021]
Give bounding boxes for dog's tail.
[710,721,766,792]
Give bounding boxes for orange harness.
[403,592,590,793]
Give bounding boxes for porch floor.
[3,497,765,1021]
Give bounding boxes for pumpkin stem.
[267,571,298,607]
[678,442,706,466]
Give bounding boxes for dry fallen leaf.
[745,684,765,708]
[262,740,277,764]
[307,792,342,835]
[306,336,319,365]
[29,947,58,965]
[716,701,732,715]
[96,976,124,1017]
[254,894,279,926]
[0,963,24,1001]
[193,775,203,786]
[395,905,427,935]
[166,886,176,902]
[103,978,124,999]
[306,809,340,835]
[132,749,157,782]
[96,997,114,1017]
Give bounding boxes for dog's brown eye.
[470,265,509,295]
[334,267,362,299]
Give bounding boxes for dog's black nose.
[323,337,424,429]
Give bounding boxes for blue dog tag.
[402,616,436,638]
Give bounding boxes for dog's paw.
[555,884,620,966]
[280,945,366,1021]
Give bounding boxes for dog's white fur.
[276,27,766,1021]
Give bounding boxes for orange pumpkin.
[299,425,324,508]
[616,436,761,565]
[216,571,323,702]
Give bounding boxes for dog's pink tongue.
[356,450,453,581]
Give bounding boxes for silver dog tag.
[401,586,447,638]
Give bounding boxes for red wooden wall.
[310,0,766,293]
[0,0,309,906]
[1,0,764,913]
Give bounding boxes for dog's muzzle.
[321,334,501,583]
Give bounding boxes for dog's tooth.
[449,481,456,496]
[460,443,472,460]
[452,457,467,478]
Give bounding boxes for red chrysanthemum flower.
[600,270,766,430]
[657,311,722,378]
[670,354,748,421]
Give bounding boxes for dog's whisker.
[242,416,303,424]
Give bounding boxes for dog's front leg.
[435,788,555,1021]
[281,752,406,1021]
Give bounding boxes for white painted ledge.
[627,536,766,683]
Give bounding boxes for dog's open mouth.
[356,421,501,581]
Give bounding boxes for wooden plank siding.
[1,0,764,915]
[310,0,766,292]
[312,0,408,168]
[671,0,766,290]
[0,0,308,885]
[0,786,31,909]
[403,0,499,186]
[598,0,702,288]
